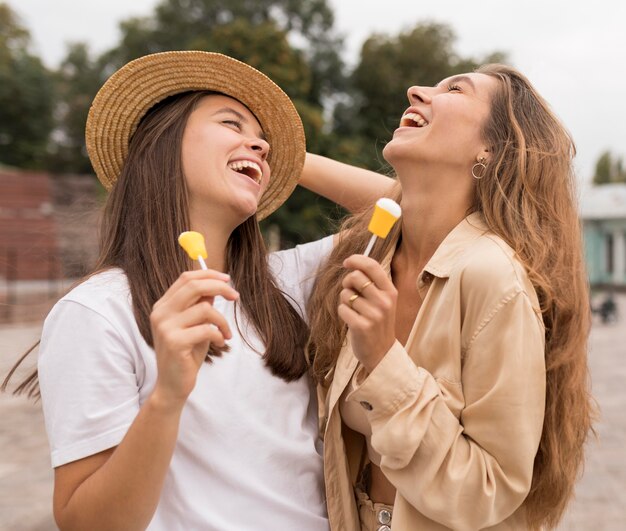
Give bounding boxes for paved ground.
[0,324,55,531]
[0,296,624,530]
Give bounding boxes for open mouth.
[400,112,429,128]
[227,160,262,184]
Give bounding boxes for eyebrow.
[436,75,476,90]
[213,107,267,141]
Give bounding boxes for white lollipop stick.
[363,235,377,257]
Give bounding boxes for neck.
[189,218,234,273]
[393,175,472,275]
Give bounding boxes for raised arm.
[300,153,396,212]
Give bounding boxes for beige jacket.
[319,213,546,531]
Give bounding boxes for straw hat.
[85,50,305,220]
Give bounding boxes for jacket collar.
[423,212,489,278]
[381,211,489,281]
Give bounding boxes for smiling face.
[383,72,498,189]
[181,94,271,229]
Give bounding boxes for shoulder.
[60,268,130,308]
[267,235,334,319]
[45,268,134,333]
[457,232,532,294]
[39,268,144,377]
[452,231,541,322]
[448,233,545,354]
[268,235,334,278]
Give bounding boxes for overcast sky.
[10,0,625,185]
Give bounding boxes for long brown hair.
[474,64,593,529]
[3,91,309,398]
[307,65,594,529]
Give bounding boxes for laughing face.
[383,72,497,186]
[182,94,271,227]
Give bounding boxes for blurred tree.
[593,150,626,185]
[336,22,507,170]
[47,43,106,173]
[102,0,344,103]
[594,151,612,185]
[0,2,54,168]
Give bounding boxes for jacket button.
[376,526,391,531]
[360,401,373,411]
[377,509,392,524]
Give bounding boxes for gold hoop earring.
[472,157,487,180]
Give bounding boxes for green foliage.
[102,0,343,102]
[0,3,54,169]
[46,43,107,173]
[593,150,626,185]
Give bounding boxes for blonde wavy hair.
[307,64,594,529]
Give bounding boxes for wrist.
[147,387,187,417]
[361,357,383,375]
[360,340,395,374]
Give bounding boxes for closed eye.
[223,119,243,130]
[447,84,462,92]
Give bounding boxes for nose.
[247,136,270,161]
[407,85,432,104]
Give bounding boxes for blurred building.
[0,168,100,322]
[0,169,61,282]
[1,168,101,282]
[581,184,626,289]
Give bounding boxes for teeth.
[401,112,428,128]
[228,160,262,183]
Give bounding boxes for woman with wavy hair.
[307,64,594,530]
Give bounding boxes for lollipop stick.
[197,256,208,271]
[363,234,377,257]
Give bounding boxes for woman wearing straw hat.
[11,51,380,531]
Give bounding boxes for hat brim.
[85,51,305,220]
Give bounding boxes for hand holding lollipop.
[149,231,237,404]
[338,198,401,371]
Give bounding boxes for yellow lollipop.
[364,198,402,257]
[178,231,208,270]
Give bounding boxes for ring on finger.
[348,293,360,308]
[360,280,373,292]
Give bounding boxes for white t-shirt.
[38,236,333,531]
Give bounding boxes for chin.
[214,203,256,232]
[236,201,259,222]
[241,209,258,223]
[382,141,400,165]
[383,146,404,176]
